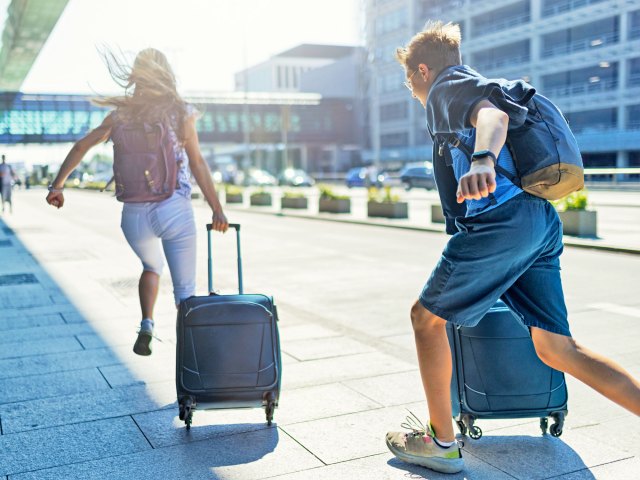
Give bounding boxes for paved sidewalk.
[0,189,639,479]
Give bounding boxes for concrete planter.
[225,193,243,204]
[250,193,272,206]
[367,201,409,219]
[281,197,308,209]
[319,198,351,214]
[431,203,445,224]
[190,191,202,200]
[559,209,597,237]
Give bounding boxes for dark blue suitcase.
[446,301,568,439]
[176,223,281,429]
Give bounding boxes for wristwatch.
[470,150,497,164]
[47,184,64,193]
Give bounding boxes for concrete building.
[233,44,368,174]
[365,0,640,173]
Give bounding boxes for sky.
[20,0,364,95]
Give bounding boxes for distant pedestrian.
[385,21,640,474]
[46,48,229,356]
[0,154,16,213]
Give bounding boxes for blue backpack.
[429,66,584,201]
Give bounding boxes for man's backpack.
[429,67,584,201]
[109,121,178,203]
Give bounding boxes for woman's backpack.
[109,121,178,203]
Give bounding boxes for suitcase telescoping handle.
[206,223,243,295]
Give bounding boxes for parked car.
[400,162,436,190]
[345,167,386,188]
[237,168,277,186]
[278,168,315,187]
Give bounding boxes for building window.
[628,105,640,130]
[565,108,617,133]
[470,1,530,38]
[542,62,618,98]
[380,101,408,122]
[419,0,465,18]
[542,17,619,58]
[471,40,530,71]
[581,152,616,168]
[542,0,606,18]
[631,10,640,40]
[375,7,408,36]
[629,58,640,88]
[380,131,409,148]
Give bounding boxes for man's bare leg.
[411,301,455,441]
[531,327,640,415]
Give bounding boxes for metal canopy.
[0,0,69,90]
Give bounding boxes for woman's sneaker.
[133,319,154,356]
[385,412,464,474]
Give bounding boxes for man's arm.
[455,100,509,203]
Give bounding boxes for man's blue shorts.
[419,192,571,337]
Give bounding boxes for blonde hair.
[94,48,189,141]
[395,21,462,74]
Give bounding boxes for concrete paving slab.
[462,422,633,480]
[0,322,93,345]
[278,323,341,343]
[0,304,77,320]
[132,406,272,449]
[0,368,109,404]
[343,370,424,407]
[99,359,175,388]
[0,336,83,360]
[569,414,640,459]
[261,451,515,480]
[276,383,382,425]
[282,351,415,390]
[282,336,374,361]
[10,427,322,480]
[0,416,151,477]
[555,457,640,480]
[0,347,119,380]
[0,285,53,308]
[0,314,66,331]
[280,402,425,464]
[0,381,176,434]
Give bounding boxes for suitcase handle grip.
[206,223,243,295]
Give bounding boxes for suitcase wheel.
[265,392,276,426]
[540,417,549,435]
[456,420,467,436]
[549,412,565,437]
[179,396,195,430]
[468,425,482,440]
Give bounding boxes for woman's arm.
[183,115,229,233]
[46,113,114,209]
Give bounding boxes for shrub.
[282,191,306,199]
[318,184,349,200]
[552,190,588,212]
[225,184,244,195]
[368,186,400,203]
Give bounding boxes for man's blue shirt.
[452,129,522,217]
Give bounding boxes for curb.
[224,205,640,256]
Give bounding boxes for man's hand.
[46,191,65,209]
[456,159,496,203]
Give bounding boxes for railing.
[472,13,530,38]
[542,31,619,58]
[543,79,618,98]
[584,168,640,184]
[542,0,606,18]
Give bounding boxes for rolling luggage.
[176,223,281,429]
[447,301,567,440]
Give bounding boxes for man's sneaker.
[386,412,464,474]
[133,320,154,356]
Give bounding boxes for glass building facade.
[365,0,640,170]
